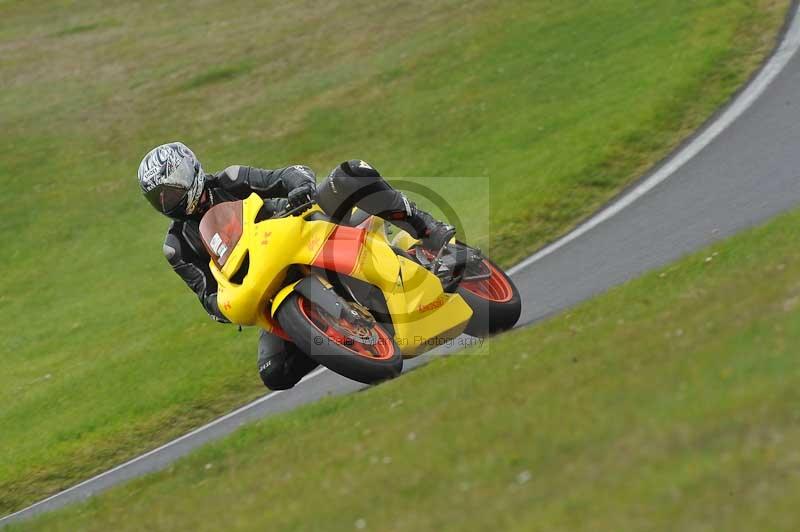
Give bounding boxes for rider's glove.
[287,182,316,213]
[263,198,289,217]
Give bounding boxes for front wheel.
[458,256,521,337]
[276,293,403,385]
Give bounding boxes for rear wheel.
[276,293,403,384]
[458,257,521,337]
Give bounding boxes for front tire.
[458,257,521,337]
[276,293,403,385]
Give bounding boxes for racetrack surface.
[3,3,800,526]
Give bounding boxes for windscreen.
[199,201,244,268]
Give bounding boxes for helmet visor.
[144,184,189,216]
[142,156,199,216]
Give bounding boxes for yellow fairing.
[384,256,472,355]
[325,218,472,356]
[390,230,420,251]
[211,196,335,333]
[270,281,300,317]
[209,194,472,356]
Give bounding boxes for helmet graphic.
[137,142,205,218]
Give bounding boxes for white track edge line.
[4,6,800,524]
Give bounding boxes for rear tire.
[458,257,521,337]
[276,293,403,384]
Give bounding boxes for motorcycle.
[199,193,521,384]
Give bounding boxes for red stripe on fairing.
[312,226,366,274]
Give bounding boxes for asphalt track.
[4,3,800,526]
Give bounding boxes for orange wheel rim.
[460,260,514,303]
[298,298,395,360]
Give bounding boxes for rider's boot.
[396,203,456,252]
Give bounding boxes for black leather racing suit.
[163,160,423,391]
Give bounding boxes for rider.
[137,142,455,391]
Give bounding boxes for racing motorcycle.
[199,193,521,384]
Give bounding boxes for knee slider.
[258,360,299,391]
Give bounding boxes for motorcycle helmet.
[137,142,205,218]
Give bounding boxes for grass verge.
[0,0,790,514]
[15,188,800,532]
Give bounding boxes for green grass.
[0,0,789,515]
[15,191,800,532]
